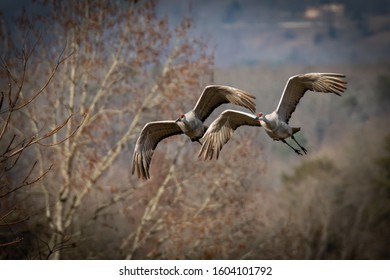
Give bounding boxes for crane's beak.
[175,118,180,122]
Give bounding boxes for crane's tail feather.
[292,127,300,134]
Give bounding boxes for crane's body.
[259,112,292,140]
[175,111,206,142]
[257,111,304,154]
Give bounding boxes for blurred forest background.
[0,0,389,259]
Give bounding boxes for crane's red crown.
[179,114,185,119]
[257,112,263,117]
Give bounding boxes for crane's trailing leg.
[291,135,307,154]
[281,139,302,155]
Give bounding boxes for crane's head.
[255,112,264,120]
[176,113,185,122]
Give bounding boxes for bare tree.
[0,12,78,257]
[15,0,217,259]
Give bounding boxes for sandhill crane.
[132,85,256,179]
[198,73,347,160]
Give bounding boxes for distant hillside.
[158,0,390,66]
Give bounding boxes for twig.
[0,164,53,199]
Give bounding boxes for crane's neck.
[259,114,277,130]
[260,115,271,125]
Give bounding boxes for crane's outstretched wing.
[276,73,347,123]
[132,121,183,180]
[193,85,256,122]
[198,110,261,160]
